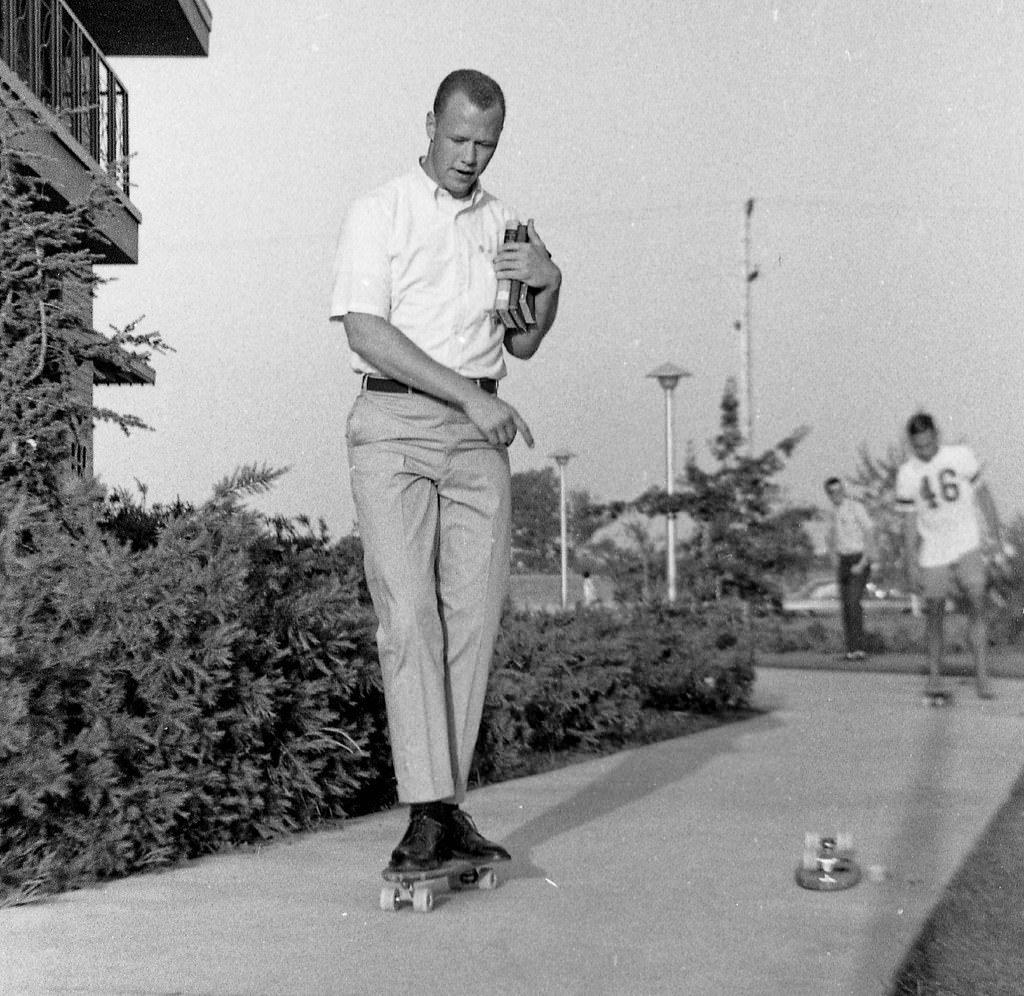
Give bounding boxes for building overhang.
[69,329,156,386]
[1,68,140,264]
[72,0,212,57]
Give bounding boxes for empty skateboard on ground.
[380,857,507,912]
[796,833,861,891]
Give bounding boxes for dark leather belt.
[363,376,498,396]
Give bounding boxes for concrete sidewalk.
[2,665,1022,996]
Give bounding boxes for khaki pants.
[346,389,511,804]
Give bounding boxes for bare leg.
[965,592,994,699]
[924,599,946,692]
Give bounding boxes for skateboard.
[795,833,861,891]
[380,857,506,913]
[923,687,953,707]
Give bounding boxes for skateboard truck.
[796,833,862,891]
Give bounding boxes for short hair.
[433,69,505,120]
[823,476,842,491]
[906,411,937,437]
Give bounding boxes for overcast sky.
[92,0,1024,534]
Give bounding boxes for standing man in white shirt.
[896,412,998,700]
[824,477,876,661]
[330,69,561,872]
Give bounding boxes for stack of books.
[494,220,536,332]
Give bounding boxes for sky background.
[92,0,1024,537]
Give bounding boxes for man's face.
[909,429,940,462]
[825,482,844,507]
[424,91,503,199]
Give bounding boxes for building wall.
[1,0,210,483]
[68,354,94,479]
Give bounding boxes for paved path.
[2,664,1022,996]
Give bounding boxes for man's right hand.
[463,393,534,449]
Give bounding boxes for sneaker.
[852,650,868,661]
[447,809,511,863]
[388,809,449,872]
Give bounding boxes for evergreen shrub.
[0,478,387,904]
[474,600,754,783]
[1,481,755,904]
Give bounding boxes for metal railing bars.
[0,0,130,195]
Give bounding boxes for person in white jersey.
[330,69,561,872]
[896,412,999,699]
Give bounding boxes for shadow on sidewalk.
[497,711,783,883]
[857,690,956,993]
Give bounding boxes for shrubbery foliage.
[0,480,755,904]
[477,601,754,783]
[0,474,392,904]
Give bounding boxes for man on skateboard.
[896,412,999,701]
[330,69,561,873]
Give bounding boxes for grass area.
[890,763,1024,995]
[756,610,986,657]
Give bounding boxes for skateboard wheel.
[478,868,498,890]
[412,888,434,913]
[380,886,400,912]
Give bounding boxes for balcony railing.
[0,0,129,196]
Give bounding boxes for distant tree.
[584,516,662,603]
[567,488,606,547]
[510,469,605,573]
[510,468,560,571]
[848,440,907,588]
[634,380,816,606]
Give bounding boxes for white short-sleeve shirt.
[830,498,873,556]
[330,164,518,380]
[895,443,982,567]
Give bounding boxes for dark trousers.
[837,553,870,653]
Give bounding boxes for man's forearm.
[339,313,486,408]
[976,483,1002,549]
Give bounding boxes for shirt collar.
[414,158,487,209]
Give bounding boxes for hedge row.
[0,494,755,904]
[477,602,754,783]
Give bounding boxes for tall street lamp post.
[646,363,692,603]
[549,449,575,610]
[740,197,759,455]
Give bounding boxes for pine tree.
[0,134,168,513]
[633,380,816,606]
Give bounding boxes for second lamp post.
[646,363,691,603]
[549,448,575,610]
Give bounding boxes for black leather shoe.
[447,809,510,862]
[388,810,449,872]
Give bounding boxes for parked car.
[782,578,913,616]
